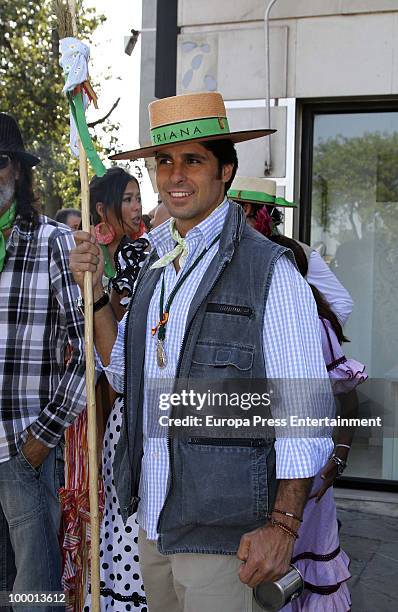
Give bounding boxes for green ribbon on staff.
[67,91,106,177]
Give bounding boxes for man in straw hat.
[0,113,87,608]
[229,176,353,325]
[70,92,334,612]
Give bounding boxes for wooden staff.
[67,1,101,609]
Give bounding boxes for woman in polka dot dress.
[86,397,147,611]
[84,168,149,611]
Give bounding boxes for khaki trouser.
[138,528,263,612]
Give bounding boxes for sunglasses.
[0,155,11,170]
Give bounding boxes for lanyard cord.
[152,232,221,342]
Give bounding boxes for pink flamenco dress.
[283,317,368,612]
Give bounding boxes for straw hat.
[228,176,296,208]
[110,92,275,160]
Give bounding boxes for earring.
[95,222,116,245]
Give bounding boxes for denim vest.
[113,202,289,554]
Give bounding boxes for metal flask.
[253,566,304,611]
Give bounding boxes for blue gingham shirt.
[103,200,333,540]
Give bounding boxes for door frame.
[298,97,398,493]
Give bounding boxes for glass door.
[301,104,398,486]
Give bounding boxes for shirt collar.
[148,197,229,259]
[6,215,40,248]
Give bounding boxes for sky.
[84,0,157,211]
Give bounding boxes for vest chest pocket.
[190,342,254,379]
[206,303,254,317]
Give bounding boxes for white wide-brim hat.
[228,176,296,208]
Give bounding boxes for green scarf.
[0,201,16,272]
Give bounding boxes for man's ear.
[221,163,234,185]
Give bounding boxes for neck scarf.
[150,200,226,270]
[0,201,16,272]
[150,219,189,269]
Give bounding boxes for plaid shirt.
[0,215,86,463]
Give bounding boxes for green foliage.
[0,0,107,216]
[312,132,398,244]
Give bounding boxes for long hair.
[12,156,39,224]
[89,167,139,227]
[309,283,348,344]
[269,234,348,344]
[201,139,238,195]
[269,234,308,276]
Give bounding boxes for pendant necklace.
[156,334,168,369]
[155,309,169,368]
[151,232,221,369]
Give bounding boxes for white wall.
[177,7,398,101]
[174,1,398,181]
[178,0,398,25]
[139,1,398,184]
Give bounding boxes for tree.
[311,131,398,374]
[312,132,398,245]
[0,0,108,217]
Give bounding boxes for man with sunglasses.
[0,113,86,610]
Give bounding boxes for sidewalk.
[336,490,398,611]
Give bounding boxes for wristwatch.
[331,454,347,476]
[76,291,109,317]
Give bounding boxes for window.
[300,101,398,488]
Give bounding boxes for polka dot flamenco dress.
[84,397,147,611]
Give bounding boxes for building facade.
[140,0,398,490]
